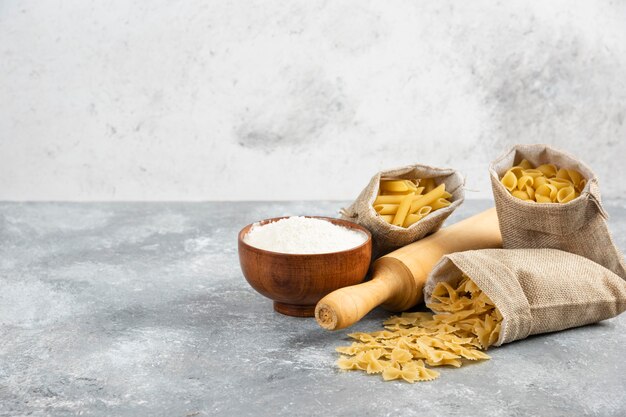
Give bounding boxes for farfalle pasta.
[499,159,585,203]
[424,249,626,347]
[335,274,501,383]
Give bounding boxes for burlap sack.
[425,249,626,345]
[340,164,464,257]
[490,144,626,279]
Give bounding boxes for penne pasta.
[421,178,436,193]
[374,195,411,205]
[374,204,399,215]
[380,180,413,193]
[403,213,424,227]
[430,198,452,210]
[403,205,432,227]
[392,195,413,227]
[384,190,416,196]
[373,176,453,227]
[410,184,446,214]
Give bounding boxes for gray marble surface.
[0,200,625,417]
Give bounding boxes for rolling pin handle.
[314,208,502,331]
[314,263,407,330]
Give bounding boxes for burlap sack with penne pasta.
[340,164,464,257]
[425,249,626,345]
[490,144,626,279]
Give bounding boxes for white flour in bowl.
[244,217,367,254]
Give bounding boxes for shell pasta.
[500,159,585,203]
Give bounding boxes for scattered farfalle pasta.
[335,274,501,383]
[374,178,452,227]
[500,159,586,203]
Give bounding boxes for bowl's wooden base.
[273,301,315,317]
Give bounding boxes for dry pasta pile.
[336,274,502,383]
[500,159,586,203]
[374,178,452,227]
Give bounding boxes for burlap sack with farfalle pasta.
[425,249,626,345]
[340,164,464,258]
[490,144,626,279]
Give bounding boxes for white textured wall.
[1,1,625,201]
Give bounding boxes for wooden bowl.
[238,216,372,317]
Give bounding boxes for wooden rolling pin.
[315,208,502,330]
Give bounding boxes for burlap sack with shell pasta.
[490,144,626,279]
[340,164,464,258]
[425,249,626,345]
